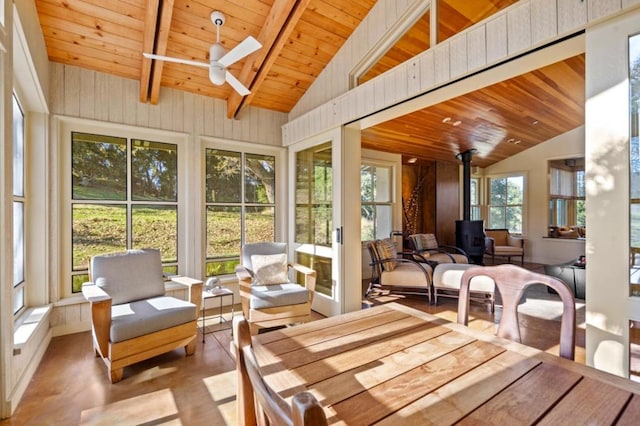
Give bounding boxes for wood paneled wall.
[402,160,459,247]
[50,63,287,145]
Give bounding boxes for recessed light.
[442,117,451,123]
[407,157,418,164]
[453,120,462,126]
[514,140,521,145]
[532,120,539,125]
[507,138,515,143]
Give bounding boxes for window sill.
[14,305,52,355]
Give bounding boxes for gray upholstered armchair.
[81,248,202,383]
[235,242,316,335]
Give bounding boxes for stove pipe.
[456,149,477,220]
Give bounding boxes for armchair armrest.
[290,263,317,299]
[81,282,111,303]
[171,276,203,315]
[81,283,111,358]
[485,237,495,252]
[235,265,253,285]
[508,235,524,248]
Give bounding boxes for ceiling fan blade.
[218,36,262,68]
[225,71,250,96]
[143,52,209,69]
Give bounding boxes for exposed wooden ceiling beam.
[149,0,175,105]
[226,0,312,119]
[139,0,160,103]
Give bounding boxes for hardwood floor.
[1,262,585,425]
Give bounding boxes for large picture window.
[13,93,25,314]
[487,175,524,233]
[548,158,585,233]
[205,148,276,276]
[70,132,178,292]
[361,164,392,240]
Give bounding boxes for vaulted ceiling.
[34,0,584,167]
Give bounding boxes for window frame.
[200,136,286,278]
[58,117,191,299]
[548,160,585,228]
[360,161,394,241]
[12,92,25,316]
[486,173,527,235]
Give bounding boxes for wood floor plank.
[537,377,632,425]
[330,339,506,425]
[374,350,541,425]
[458,362,582,424]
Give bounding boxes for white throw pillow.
[251,253,289,285]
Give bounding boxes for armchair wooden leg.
[110,368,124,383]
[185,340,196,356]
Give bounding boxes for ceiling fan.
[143,11,262,96]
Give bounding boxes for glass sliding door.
[295,142,334,298]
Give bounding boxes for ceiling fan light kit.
[143,11,261,96]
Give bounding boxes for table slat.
[617,393,640,425]
[287,322,452,389]
[537,377,632,425]
[258,314,435,373]
[262,309,410,355]
[332,339,506,425]
[254,305,396,345]
[374,350,541,425]
[458,362,581,424]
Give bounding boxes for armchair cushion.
[92,249,164,305]
[380,262,433,287]
[250,283,311,310]
[413,233,438,250]
[110,295,197,342]
[374,239,398,271]
[251,253,288,285]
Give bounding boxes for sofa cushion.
[251,253,289,285]
[92,249,165,305]
[250,283,310,309]
[433,264,495,293]
[110,296,196,342]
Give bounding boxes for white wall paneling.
[558,0,588,35]
[50,63,287,145]
[486,13,509,65]
[589,0,623,21]
[449,34,469,79]
[531,0,559,44]
[507,1,533,55]
[467,26,488,71]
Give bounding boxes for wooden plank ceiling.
[34,0,584,167]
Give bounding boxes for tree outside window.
[70,133,178,292]
[488,175,524,233]
[205,149,275,276]
[361,164,392,241]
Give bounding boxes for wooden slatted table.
[246,302,640,425]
